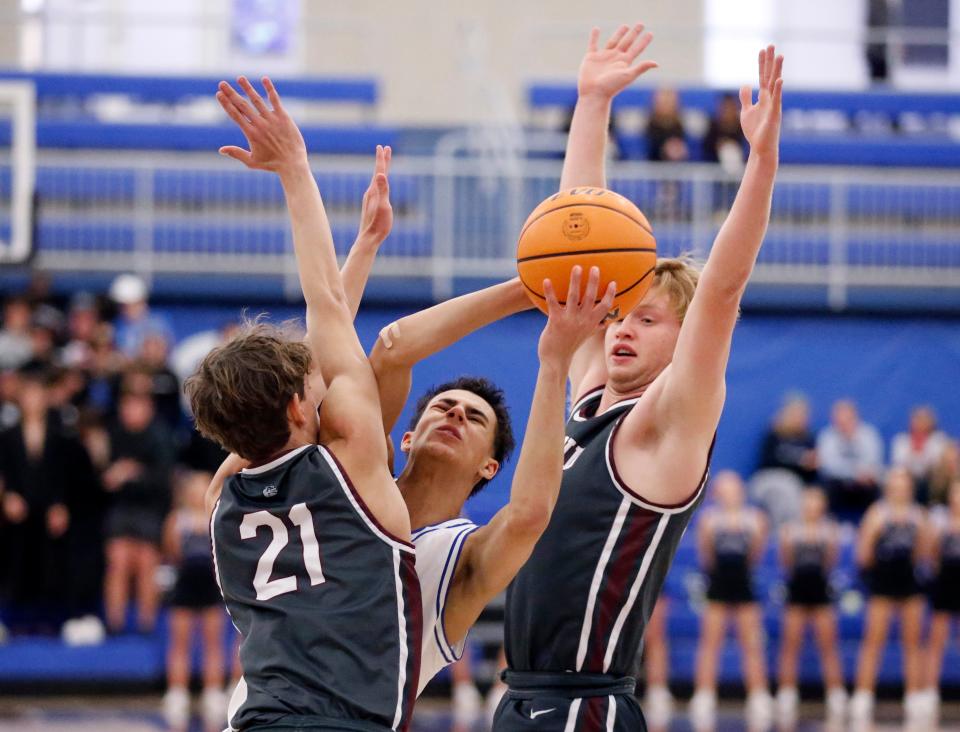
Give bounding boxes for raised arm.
[442,268,616,644]
[217,78,404,533]
[561,24,657,400]
[656,47,783,437]
[369,279,533,434]
[341,145,393,318]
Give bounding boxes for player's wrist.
[276,158,314,184]
[576,88,615,106]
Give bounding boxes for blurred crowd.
[0,273,229,644]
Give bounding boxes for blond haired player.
[492,25,784,730]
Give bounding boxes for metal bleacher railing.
[14,146,960,308]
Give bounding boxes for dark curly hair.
[408,376,515,496]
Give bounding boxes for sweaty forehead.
[430,389,497,422]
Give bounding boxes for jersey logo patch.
[262,485,278,498]
[530,707,557,719]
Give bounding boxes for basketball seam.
[518,201,655,241]
[518,247,656,264]
[521,265,655,302]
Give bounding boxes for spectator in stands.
[0,296,34,370]
[29,304,64,365]
[85,323,124,418]
[752,393,817,527]
[816,399,884,521]
[920,478,960,724]
[136,333,182,430]
[930,440,960,506]
[851,467,928,727]
[891,405,948,505]
[102,372,175,634]
[776,487,846,727]
[703,93,746,171]
[109,273,174,360]
[646,88,688,162]
[0,365,89,633]
[162,471,226,732]
[642,597,673,730]
[690,472,772,730]
[60,292,102,370]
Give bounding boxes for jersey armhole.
[319,445,415,554]
[435,525,479,664]
[605,418,715,514]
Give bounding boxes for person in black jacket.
[102,371,175,634]
[0,364,98,633]
[758,394,818,484]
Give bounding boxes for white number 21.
[240,503,326,601]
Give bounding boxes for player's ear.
[287,393,307,427]
[478,458,499,482]
[399,431,414,454]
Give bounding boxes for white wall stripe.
[563,698,582,732]
[606,695,617,731]
[391,548,407,730]
[575,497,630,670]
[320,446,414,554]
[603,515,669,673]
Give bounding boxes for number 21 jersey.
[212,444,421,731]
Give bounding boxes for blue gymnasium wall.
[162,305,960,525]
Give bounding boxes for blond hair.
[652,255,702,322]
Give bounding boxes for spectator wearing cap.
[102,370,175,634]
[816,399,885,521]
[109,274,174,361]
[0,297,34,370]
[891,406,948,505]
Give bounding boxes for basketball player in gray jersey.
[492,26,784,730]
[188,77,420,731]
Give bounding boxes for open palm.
[578,23,658,99]
[740,45,784,158]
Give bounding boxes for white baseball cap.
[109,273,148,304]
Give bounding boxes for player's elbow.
[505,497,553,539]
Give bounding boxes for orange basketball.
[517,187,657,317]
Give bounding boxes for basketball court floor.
[1,696,959,731]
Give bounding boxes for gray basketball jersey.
[505,388,711,676]
[212,444,421,731]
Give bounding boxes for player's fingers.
[375,173,389,197]
[378,321,399,349]
[582,266,601,309]
[543,278,560,313]
[237,76,270,116]
[618,23,643,53]
[216,91,256,133]
[772,54,784,89]
[566,266,583,308]
[606,24,629,50]
[218,81,256,120]
[218,146,254,166]
[595,282,617,320]
[383,145,392,175]
[739,85,752,110]
[758,48,767,90]
[587,27,600,53]
[262,77,283,111]
[628,31,653,62]
[772,77,784,112]
[630,60,659,82]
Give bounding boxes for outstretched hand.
[539,266,617,365]
[357,145,393,245]
[216,76,307,173]
[740,45,784,159]
[578,23,658,100]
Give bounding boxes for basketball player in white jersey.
[492,27,784,730]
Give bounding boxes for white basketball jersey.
[411,518,478,694]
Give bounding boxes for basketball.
[516,187,657,316]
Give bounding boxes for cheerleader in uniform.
[690,471,773,729]
[162,473,226,732]
[920,478,960,722]
[850,467,928,727]
[775,486,846,725]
